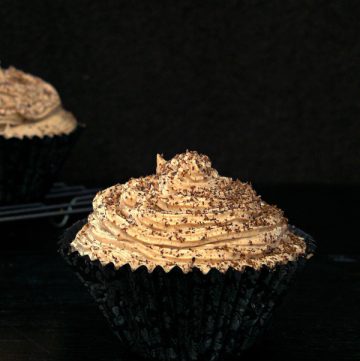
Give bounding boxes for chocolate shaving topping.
[0,66,61,122]
[71,151,307,273]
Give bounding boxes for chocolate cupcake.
[60,151,315,361]
[0,66,83,204]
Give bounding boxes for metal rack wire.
[0,183,99,227]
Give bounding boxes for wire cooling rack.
[0,183,100,227]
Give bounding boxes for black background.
[1,0,359,185]
[1,1,360,361]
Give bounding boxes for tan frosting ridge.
[71,151,306,273]
[0,66,77,139]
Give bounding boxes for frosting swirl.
[71,151,306,273]
[0,67,76,138]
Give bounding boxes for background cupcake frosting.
[0,66,76,139]
[71,151,306,273]
[0,66,81,203]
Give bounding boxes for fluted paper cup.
[59,219,315,361]
[0,125,83,204]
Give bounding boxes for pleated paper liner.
[59,219,315,361]
[0,124,84,204]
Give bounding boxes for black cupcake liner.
[0,124,84,204]
[59,219,315,361]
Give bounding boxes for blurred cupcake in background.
[60,151,315,361]
[0,66,83,204]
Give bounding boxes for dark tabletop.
[1,185,359,361]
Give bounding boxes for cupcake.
[0,66,82,203]
[60,151,315,361]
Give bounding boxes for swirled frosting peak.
[71,151,306,273]
[0,66,76,138]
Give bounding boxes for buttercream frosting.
[0,66,77,139]
[71,151,306,273]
